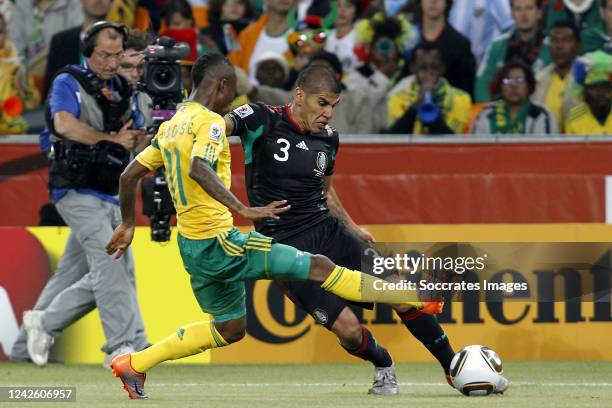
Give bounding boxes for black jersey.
[227,102,339,240]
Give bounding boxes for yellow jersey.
[564,103,612,136]
[544,71,569,126]
[136,101,234,239]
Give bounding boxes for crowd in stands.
[1,0,611,136]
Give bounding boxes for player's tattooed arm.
[189,157,290,221]
[324,177,375,243]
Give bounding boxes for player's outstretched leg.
[307,255,442,313]
[332,308,398,395]
[394,307,455,386]
[110,318,243,399]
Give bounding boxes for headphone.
[82,21,129,58]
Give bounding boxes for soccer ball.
[449,345,504,396]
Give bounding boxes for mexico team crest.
[314,152,328,176]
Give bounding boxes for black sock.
[397,309,455,373]
[342,327,393,368]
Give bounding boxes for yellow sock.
[321,266,424,308]
[130,320,228,373]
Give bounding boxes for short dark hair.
[162,0,194,25]
[295,65,342,94]
[414,0,453,23]
[550,20,580,42]
[207,0,254,24]
[372,16,403,44]
[309,50,343,76]
[493,60,536,96]
[192,53,233,88]
[412,42,444,64]
[510,0,543,9]
[343,0,361,21]
[125,29,149,52]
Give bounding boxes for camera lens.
[151,65,177,91]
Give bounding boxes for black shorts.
[275,217,376,330]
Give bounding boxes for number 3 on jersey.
[274,138,290,162]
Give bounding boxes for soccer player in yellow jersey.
[105,53,442,400]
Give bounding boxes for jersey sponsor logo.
[296,141,309,150]
[314,152,328,176]
[209,123,222,142]
[233,104,254,118]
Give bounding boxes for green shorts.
[178,227,312,322]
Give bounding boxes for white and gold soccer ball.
[449,345,505,396]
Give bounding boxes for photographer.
[12,22,150,368]
[118,29,154,151]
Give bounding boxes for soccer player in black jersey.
[225,65,455,395]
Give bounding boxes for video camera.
[140,36,190,242]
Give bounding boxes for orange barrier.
[2,141,612,226]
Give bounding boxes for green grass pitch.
[1,362,611,407]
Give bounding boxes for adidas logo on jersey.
[296,141,309,150]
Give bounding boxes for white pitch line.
[148,382,612,388]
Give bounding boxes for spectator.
[229,0,295,85]
[284,16,328,88]
[241,50,376,133]
[117,29,154,151]
[533,20,580,126]
[199,0,254,55]
[543,0,602,32]
[449,0,514,64]
[346,13,416,130]
[472,60,558,134]
[254,52,289,88]
[160,0,198,56]
[0,12,41,134]
[475,0,551,103]
[162,0,195,28]
[324,0,360,75]
[43,0,114,100]
[294,0,336,27]
[413,0,476,96]
[565,51,612,134]
[8,0,83,90]
[106,0,141,28]
[386,43,472,135]
[581,0,612,54]
[159,0,200,91]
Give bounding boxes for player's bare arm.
[223,115,234,135]
[106,159,153,259]
[324,176,375,243]
[189,156,291,221]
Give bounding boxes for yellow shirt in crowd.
[387,78,472,134]
[544,72,570,126]
[564,103,612,135]
[136,102,234,239]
